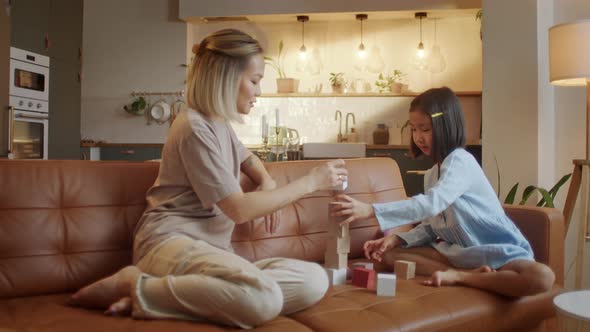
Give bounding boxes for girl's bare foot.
[69,266,140,310]
[422,265,493,287]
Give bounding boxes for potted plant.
[264,40,299,93]
[329,72,346,94]
[123,96,149,115]
[375,69,406,93]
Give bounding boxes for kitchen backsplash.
[234,95,481,145]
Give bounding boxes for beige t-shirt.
[133,109,250,263]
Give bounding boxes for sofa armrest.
[503,204,565,285]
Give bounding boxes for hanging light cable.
[297,15,309,60]
[415,12,427,59]
[356,14,368,59]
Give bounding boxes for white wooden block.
[352,262,374,270]
[325,268,348,286]
[331,180,348,192]
[377,273,396,297]
[324,251,348,269]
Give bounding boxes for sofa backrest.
[0,158,408,298]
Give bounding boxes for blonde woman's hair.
[186,29,263,122]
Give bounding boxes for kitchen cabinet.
[11,0,82,62]
[81,144,163,161]
[48,0,83,63]
[49,58,80,159]
[0,0,10,158]
[10,0,51,56]
[366,148,434,197]
[100,146,162,161]
[366,145,482,197]
[11,0,83,159]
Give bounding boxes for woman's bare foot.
[105,296,132,316]
[422,265,493,287]
[69,266,141,310]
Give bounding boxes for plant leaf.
[505,183,519,204]
[519,185,537,205]
[549,173,572,198]
[494,154,501,199]
[536,188,554,208]
[536,173,572,206]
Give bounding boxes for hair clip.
[431,112,444,118]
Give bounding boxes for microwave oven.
[9,47,49,101]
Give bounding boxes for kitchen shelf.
[260,91,482,98]
[80,142,164,148]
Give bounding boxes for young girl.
[69,29,348,328]
[331,87,555,297]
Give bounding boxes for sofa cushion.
[0,160,158,298]
[0,280,559,332]
[0,293,313,332]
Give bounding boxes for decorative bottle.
[373,123,389,145]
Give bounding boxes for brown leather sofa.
[0,158,564,331]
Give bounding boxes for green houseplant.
[494,155,572,208]
[375,69,406,93]
[329,72,346,94]
[264,40,299,93]
[503,174,572,208]
[123,96,148,116]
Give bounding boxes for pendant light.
[411,12,429,71]
[428,18,446,73]
[415,12,427,59]
[356,14,368,59]
[297,15,309,60]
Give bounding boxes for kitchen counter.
[81,142,481,150]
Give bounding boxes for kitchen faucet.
[335,110,343,142]
[345,112,356,137]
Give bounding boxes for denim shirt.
[373,148,533,269]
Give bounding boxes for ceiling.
[200,9,480,24]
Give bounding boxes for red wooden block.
[351,267,376,290]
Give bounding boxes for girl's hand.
[258,180,281,234]
[307,159,348,192]
[363,234,401,262]
[330,194,375,225]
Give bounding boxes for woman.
[70,29,348,329]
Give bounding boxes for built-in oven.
[8,47,49,159]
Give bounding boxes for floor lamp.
[549,19,590,288]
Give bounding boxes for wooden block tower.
[324,180,350,272]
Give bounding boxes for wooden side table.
[553,290,590,332]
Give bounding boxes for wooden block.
[325,268,347,286]
[351,267,376,290]
[351,262,374,270]
[377,273,396,297]
[331,180,348,192]
[394,260,416,280]
[326,236,350,254]
[327,217,349,239]
[324,251,348,269]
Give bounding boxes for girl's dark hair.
[409,87,465,163]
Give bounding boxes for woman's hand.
[307,159,348,191]
[363,234,402,262]
[330,194,375,225]
[258,180,281,234]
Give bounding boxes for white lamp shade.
[549,19,590,86]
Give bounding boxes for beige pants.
[131,236,328,329]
